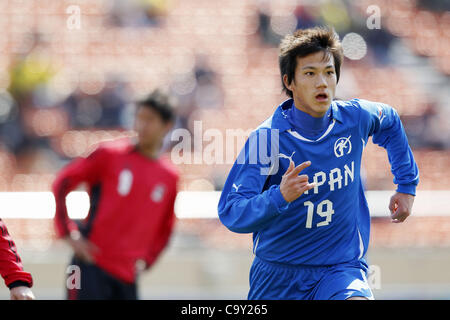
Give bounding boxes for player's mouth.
[315,93,328,102]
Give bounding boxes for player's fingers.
[291,161,311,177]
[22,291,35,300]
[391,216,408,223]
[390,202,408,223]
[297,182,316,193]
[392,203,410,222]
[390,211,403,223]
[296,174,309,183]
[388,196,396,214]
[390,199,404,216]
[284,160,295,176]
[14,293,27,300]
[304,182,317,192]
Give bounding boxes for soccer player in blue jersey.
[218,27,419,300]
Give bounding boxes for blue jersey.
[218,98,419,266]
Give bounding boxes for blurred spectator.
[3,34,59,161]
[294,5,319,30]
[360,27,396,65]
[98,77,132,128]
[401,102,446,150]
[0,91,23,153]
[317,0,351,33]
[62,89,103,129]
[256,1,282,46]
[170,55,223,136]
[8,45,55,102]
[62,76,131,129]
[108,0,169,28]
[193,55,223,111]
[13,141,59,174]
[417,0,450,12]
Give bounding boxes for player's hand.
[10,286,35,300]
[280,160,316,203]
[389,192,415,223]
[135,259,147,275]
[66,232,99,264]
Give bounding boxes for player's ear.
[284,74,297,95]
[282,74,292,92]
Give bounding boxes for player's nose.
[316,75,328,88]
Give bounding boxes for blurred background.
[0,0,449,299]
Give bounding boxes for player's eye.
[305,72,314,76]
[326,70,335,75]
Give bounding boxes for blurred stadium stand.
[0,0,448,299]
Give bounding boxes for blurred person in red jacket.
[0,219,34,300]
[52,90,178,300]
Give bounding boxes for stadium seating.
[0,0,448,252]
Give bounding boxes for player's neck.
[289,103,332,138]
[293,103,330,124]
[135,143,160,160]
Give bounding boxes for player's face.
[134,106,171,150]
[283,51,337,118]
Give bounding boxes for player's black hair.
[279,26,344,98]
[137,89,176,123]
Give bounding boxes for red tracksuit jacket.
[53,138,178,284]
[0,219,33,288]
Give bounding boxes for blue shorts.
[248,256,374,300]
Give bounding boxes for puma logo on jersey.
[278,151,296,163]
[232,183,242,192]
[377,106,386,125]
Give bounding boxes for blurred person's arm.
[358,99,419,223]
[0,219,34,300]
[52,147,106,262]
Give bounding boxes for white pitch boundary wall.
[0,191,448,219]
